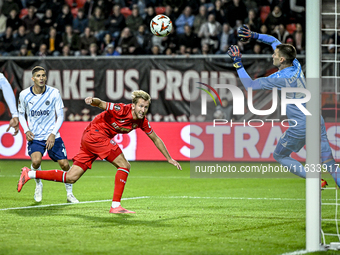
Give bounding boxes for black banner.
[0,56,299,122]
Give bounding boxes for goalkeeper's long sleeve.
[0,74,18,118]
[257,34,282,50]
[236,68,262,91]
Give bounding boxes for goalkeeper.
[227,25,339,188]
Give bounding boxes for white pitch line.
[0,196,150,211]
[280,250,309,255]
[156,196,305,201]
[0,175,189,179]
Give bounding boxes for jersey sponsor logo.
[110,140,117,145]
[118,119,125,123]
[31,109,50,117]
[112,122,131,132]
[114,105,121,111]
[45,100,50,105]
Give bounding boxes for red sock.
[35,170,67,183]
[112,168,129,202]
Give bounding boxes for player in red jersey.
[17,90,182,213]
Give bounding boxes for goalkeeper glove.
[238,24,259,42]
[227,45,243,70]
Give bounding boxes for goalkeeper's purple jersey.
[256,59,307,138]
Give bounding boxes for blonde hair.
[32,66,46,75]
[131,90,151,104]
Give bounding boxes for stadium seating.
[155,7,165,15]
[121,7,132,18]
[76,0,86,8]
[286,23,297,34]
[260,6,270,24]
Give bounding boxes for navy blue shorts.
[28,137,67,162]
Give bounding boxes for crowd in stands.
[0,0,333,57]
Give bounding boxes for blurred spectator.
[35,43,48,56]
[164,47,174,55]
[89,7,106,41]
[175,6,195,35]
[289,0,305,26]
[259,24,272,54]
[252,43,262,54]
[161,25,178,54]
[214,98,234,121]
[35,0,50,16]
[272,23,290,43]
[89,42,98,56]
[73,8,88,35]
[177,44,187,55]
[143,5,156,28]
[62,25,80,54]
[200,43,213,55]
[198,14,222,52]
[199,0,214,13]
[126,5,144,33]
[80,27,97,56]
[244,9,261,32]
[40,8,55,35]
[193,5,207,35]
[2,0,20,17]
[322,23,330,54]
[216,23,237,54]
[135,24,152,54]
[22,6,40,33]
[45,26,62,56]
[105,4,126,39]
[225,0,247,28]
[6,9,23,35]
[150,44,161,55]
[100,33,113,52]
[27,24,45,54]
[293,23,305,54]
[285,36,294,46]
[0,10,7,37]
[210,0,226,25]
[104,43,120,56]
[178,24,200,54]
[116,27,140,55]
[130,0,146,19]
[264,5,285,33]
[12,25,28,53]
[54,4,73,33]
[0,26,14,55]
[18,44,33,56]
[45,0,65,15]
[61,44,72,56]
[163,5,176,24]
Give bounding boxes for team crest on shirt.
[45,100,50,105]
[132,123,138,129]
[114,105,121,111]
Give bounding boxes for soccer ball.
[150,15,172,37]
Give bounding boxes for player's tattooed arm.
[85,97,107,110]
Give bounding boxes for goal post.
[305,0,322,251]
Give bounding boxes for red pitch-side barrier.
[1,121,340,161]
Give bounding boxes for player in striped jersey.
[18,66,78,203]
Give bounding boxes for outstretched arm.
[85,97,107,110]
[238,24,281,50]
[148,131,182,170]
[227,45,262,90]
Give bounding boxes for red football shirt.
[85,102,153,138]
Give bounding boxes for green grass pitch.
[0,160,339,255]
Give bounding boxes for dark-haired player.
[18,90,182,213]
[227,25,339,188]
[18,66,79,203]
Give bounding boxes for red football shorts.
[72,129,122,171]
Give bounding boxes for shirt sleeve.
[141,118,153,135]
[18,92,29,133]
[51,108,64,135]
[0,74,18,117]
[54,90,64,110]
[257,34,282,50]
